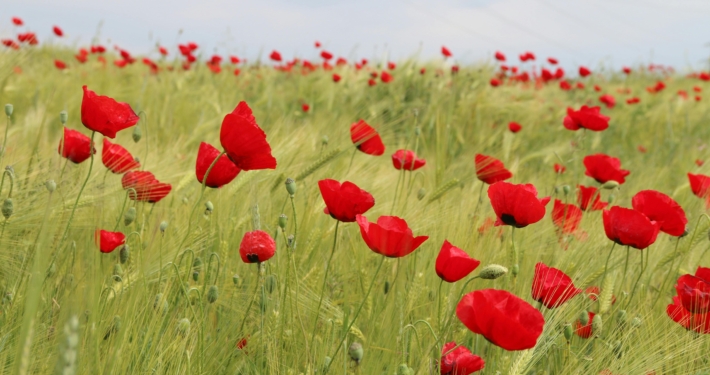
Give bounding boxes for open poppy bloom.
[59,127,95,164]
[435,240,480,283]
[220,101,277,170]
[239,230,275,263]
[456,289,544,351]
[441,46,453,58]
[81,86,140,138]
[579,66,591,77]
[675,270,710,314]
[121,171,172,203]
[96,229,126,253]
[488,182,550,228]
[508,122,522,133]
[318,179,375,222]
[475,154,512,184]
[392,149,425,171]
[380,71,393,83]
[583,154,630,184]
[102,138,139,174]
[631,190,687,237]
[355,214,428,258]
[195,142,241,188]
[440,342,485,374]
[688,173,710,207]
[602,206,659,249]
[666,296,710,334]
[551,199,583,234]
[532,263,582,308]
[269,50,282,62]
[577,185,607,211]
[332,74,341,82]
[563,106,609,132]
[575,311,595,338]
[350,120,385,156]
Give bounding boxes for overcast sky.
[4,0,710,71]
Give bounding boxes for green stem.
[625,249,647,309]
[436,279,444,331]
[1,114,9,163]
[290,196,298,249]
[310,221,340,357]
[652,237,681,309]
[600,242,616,290]
[236,264,261,336]
[58,131,96,246]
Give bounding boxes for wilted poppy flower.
[631,190,687,237]
[441,46,453,58]
[350,120,385,156]
[508,122,522,133]
[81,86,140,138]
[532,262,582,308]
[456,289,544,351]
[666,295,710,334]
[577,185,607,211]
[269,50,282,62]
[440,342,485,375]
[355,214,428,258]
[196,142,241,188]
[475,154,512,184]
[583,154,630,184]
[575,311,595,338]
[392,149,425,171]
[96,229,125,253]
[551,199,583,234]
[121,171,172,203]
[58,127,95,164]
[599,94,616,109]
[54,60,66,70]
[602,206,660,250]
[554,164,566,174]
[585,286,616,305]
[239,230,276,263]
[220,101,277,170]
[688,173,710,206]
[488,182,550,228]
[563,106,609,132]
[318,179,375,222]
[435,240,480,283]
[102,138,140,174]
[381,71,393,83]
[494,51,506,61]
[675,271,710,314]
[579,66,591,77]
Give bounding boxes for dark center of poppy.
[500,214,519,227]
[246,253,260,263]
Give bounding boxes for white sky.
[4,0,710,71]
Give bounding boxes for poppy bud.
[232,274,240,286]
[321,135,329,146]
[159,221,168,233]
[4,104,12,117]
[608,194,615,204]
[563,323,573,342]
[45,179,56,192]
[207,285,219,303]
[630,316,642,328]
[579,310,590,326]
[177,318,190,336]
[512,264,519,277]
[285,178,297,196]
[601,181,619,190]
[59,110,67,124]
[348,342,363,364]
[193,257,203,270]
[205,201,214,214]
[397,364,413,375]
[2,198,13,219]
[384,280,391,295]
[124,207,136,226]
[287,234,294,248]
[554,186,561,194]
[616,309,627,326]
[113,264,123,277]
[192,271,199,281]
[119,245,130,264]
[478,264,508,280]
[562,185,571,195]
[278,214,287,230]
[265,274,277,294]
[414,126,421,136]
[592,314,603,336]
[612,340,622,357]
[132,125,142,142]
[417,188,426,200]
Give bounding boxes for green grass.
[0,46,709,374]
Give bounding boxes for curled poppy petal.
[121,171,172,203]
[563,106,609,132]
[195,142,240,188]
[350,120,385,156]
[95,229,125,253]
[356,214,428,258]
[435,240,480,283]
[220,102,277,171]
[318,179,375,222]
[392,150,425,171]
[58,127,95,164]
[475,154,512,184]
[631,190,687,237]
[81,86,139,138]
[583,154,630,184]
[532,262,582,308]
[102,138,140,174]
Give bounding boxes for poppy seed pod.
[592,314,603,336]
[321,135,329,146]
[601,180,619,190]
[265,274,277,294]
[119,245,130,264]
[192,271,199,282]
[512,264,519,277]
[286,234,294,248]
[285,178,297,196]
[478,264,508,280]
[348,342,363,364]
[278,214,287,230]
[45,179,56,192]
[177,318,190,336]
[417,188,426,200]
[132,125,142,142]
[159,221,168,233]
[563,323,573,342]
[193,257,203,270]
[2,198,13,219]
[4,104,12,117]
[207,285,219,303]
[384,280,391,294]
[124,207,136,226]
[562,185,571,195]
[205,201,214,214]
[579,310,590,326]
[59,110,68,124]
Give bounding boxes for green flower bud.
[207,285,219,304]
[563,323,573,342]
[285,178,297,196]
[321,135,329,146]
[113,264,124,277]
[159,221,168,233]
[45,179,56,192]
[193,257,203,270]
[259,292,267,312]
[232,274,240,286]
[414,126,421,136]
[384,280,391,295]
[192,271,199,282]
[616,309,627,326]
[417,188,426,201]
[2,198,13,219]
[601,181,619,190]
[205,201,214,214]
[278,214,287,230]
[265,275,277,294]
[3,292,13,305]
[554,186,561,194]
[4,104,12,117]
[630,316,642,328]
[132,125,142,143]
[119,245,130,264]
[124,207,136,226]
[592,314,603,336]
[177,318,191,336]
[348,342,363,364]
[397,364,413,375]
[608,194,615,204]
[59,110,67,124]
[562,185,571,195]
[478,264,508,280]
[287,234,295,248]
[579,310,590,326]
[511,264,519,277]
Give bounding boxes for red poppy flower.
[269,50,282,62]
[381,71,393,83]
[441,46,453,58]
[420,68,426,75]
[688,173,710,206]
[551,199,583,234]
[12,17,23,26]
[494,51,506,61]
[490,78,501,87]
[387,62,396,70]
[488,182,550,228]
[675,273,710,314]
[196,142,241,188]
[579,66,591,77]
[508,122,522,133]
[320,50,333,60]
[52,26,63,37]
[563,106,610,132]
[599,94,616,109]
[435,240,481,283]
[456,289,544,351]
[96,229,126,253]
[81,86,139,139]
[554,164,566,174]
[622,67,631,74]
[392,149,425,171]
[239,230,275,263]
[593,85,602,92]
[355,214,428,258]
[631,190,687,237]
[696,159,704,167]
[440,342,485,375]
[626,97,640,105]
[318,179,375,222]
[575,311,595,338]
[368,79,376,87]
[583,154,630,184]
[602,206,660,250]
[577,185,607,211]
[121,171,172,203]
[301,104,309,112]
[220,101,277,170]
[532,262,582,308]
[332,74,341,82]
[585,286,616,305]
[547,57,558,65]
[475,154,512,184]
[666,295,710,334]
[102,138,140,174]
[58,127,95,164]
[54,59,67,70]
[346,121,382,156]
